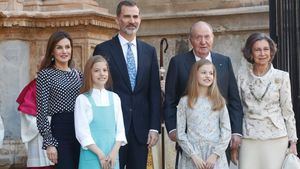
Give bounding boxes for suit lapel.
[211,52,223,85]
[134,40,145,91]
[110,36,132,90]
[184,50,196,74]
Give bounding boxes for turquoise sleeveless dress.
[78,92,119,169]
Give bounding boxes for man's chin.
[124,29,138,35]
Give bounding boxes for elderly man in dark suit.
[93,1,161,169]
[164,21,243,165]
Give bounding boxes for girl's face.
[251,39,271,66]
[91,61,109,89]
[52,38,72,67]
[197,64,214,87]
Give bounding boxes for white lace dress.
[176,96,231,169]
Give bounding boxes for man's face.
[189,24,214,58]
[116,5,141,36]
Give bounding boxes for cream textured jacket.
[237,64,297,142]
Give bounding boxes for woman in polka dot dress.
[36,31,82,169]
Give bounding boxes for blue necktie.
[126,43,137,91]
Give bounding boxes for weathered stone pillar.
[0,0,23,11]
[0,1,117,168]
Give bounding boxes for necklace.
[253,64,271,77]
[54,65,71,72]
[249,82,271,102]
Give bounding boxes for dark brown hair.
[80,55,112,94]
[186,59,225,111]
[242,32,277,64]
[39,31,74,71]
[116,0,137,16]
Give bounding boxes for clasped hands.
[98,149,118,169]
[191,153,218,169]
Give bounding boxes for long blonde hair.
[80,55,112,94]
[186,59,225,111]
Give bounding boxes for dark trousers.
[51,112,80,169]
[226,145,231,164]
[119,124,148,169]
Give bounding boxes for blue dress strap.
[108,91,114,107]
[83,92,97,107]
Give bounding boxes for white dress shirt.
[193,51,212,62]
[75,88,127,149]
[118,34,138,69]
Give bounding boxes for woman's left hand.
[107,149,118,169]
[289,142,298,155]
[206,154,218,169]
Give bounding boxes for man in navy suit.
[93,1,161,169]
[164,21,243,164]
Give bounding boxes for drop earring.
[51,57,55,61]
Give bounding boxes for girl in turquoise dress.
[75,55,127,169]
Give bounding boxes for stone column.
[0,0,23,11]
[0,1,118,167]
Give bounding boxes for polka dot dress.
[36,67,83,149]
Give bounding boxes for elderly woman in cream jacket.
[237,32,298,169]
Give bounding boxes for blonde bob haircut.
[80,55,112,94]
[186,59,225,111]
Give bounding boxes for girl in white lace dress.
[177,59,231,169]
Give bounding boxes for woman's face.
[52,38,72,67]
[251,39,271,66]
[91,61,109,89]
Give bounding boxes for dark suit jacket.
[93,36,161,144]
[164,50,243,134]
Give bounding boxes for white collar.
[91,88,107,94]
[193,51,212,62]
[118,34,137,47]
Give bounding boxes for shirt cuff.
[169,129,176,134]
[289,139,298,144]
[150,129,159,133]
[80,138,95,150]
[116,137,127,146]
[42,136,58,150]
[232,133,242,137]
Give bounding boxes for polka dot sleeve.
[36,69,58,149]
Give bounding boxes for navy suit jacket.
[164,50,243,134]
[93,36,161,144]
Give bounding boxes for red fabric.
[16,79,37,116]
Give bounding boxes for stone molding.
[0,9,117,29]
[142,5,269,19]
[138,5,269,37]
[23,0,106,12]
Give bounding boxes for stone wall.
[96,0,269,73]
[97,0,268,15]
[0,1,118,167]
[0,0,269,168]
[138,5,269,75]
